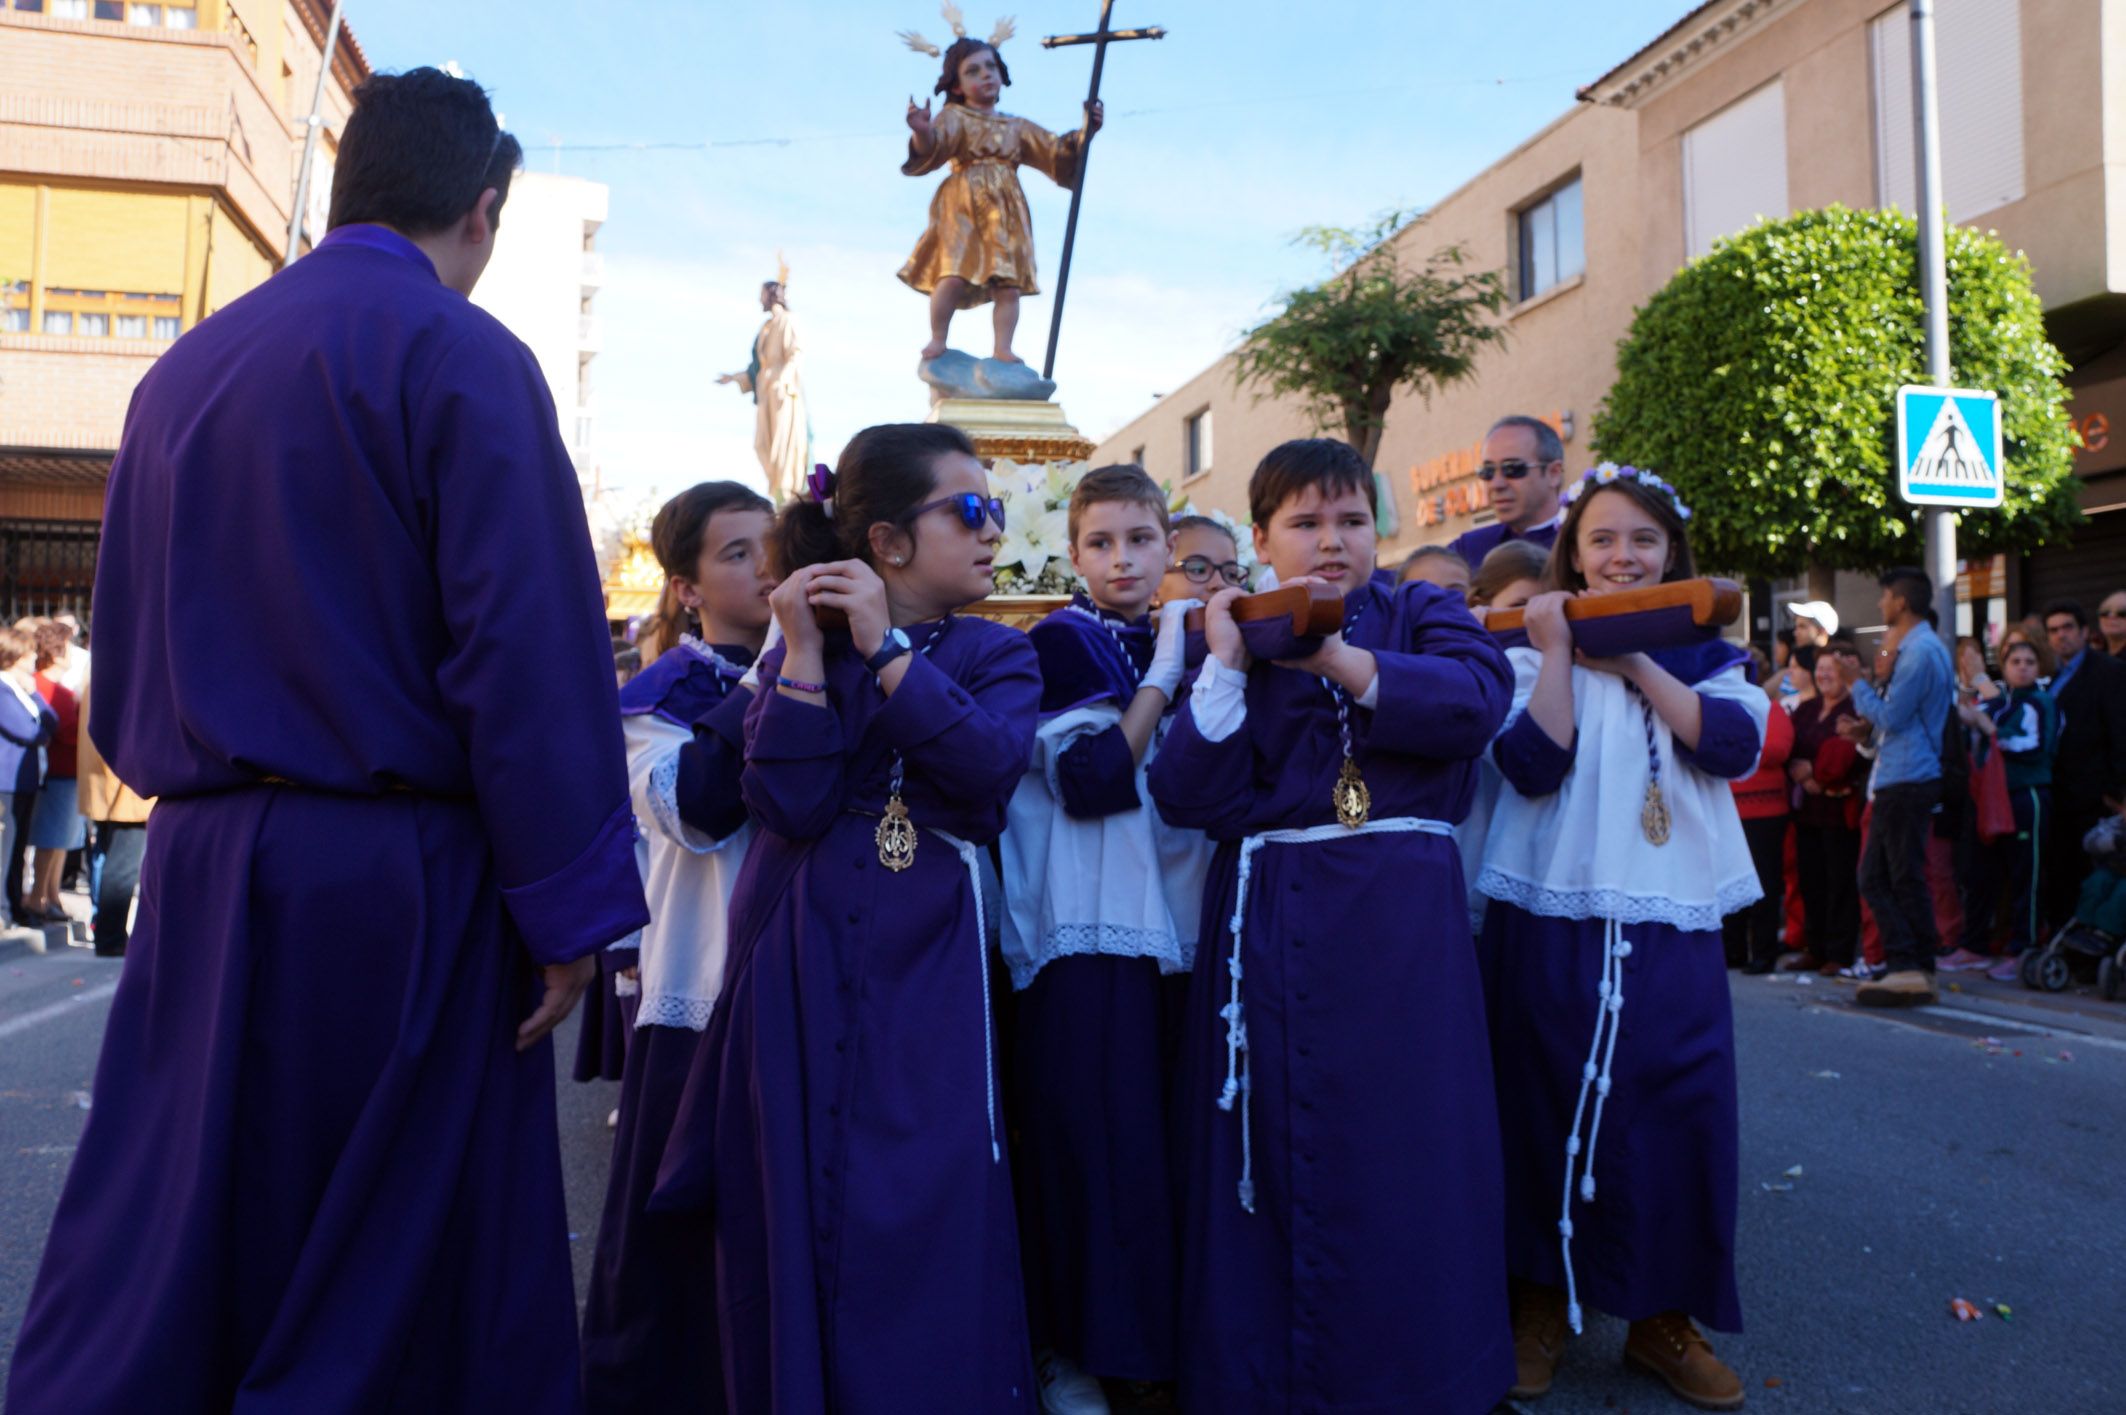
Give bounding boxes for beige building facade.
[0,0,368,614]
[1094,0,2126,640]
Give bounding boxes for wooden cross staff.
[1040,0,1165,382]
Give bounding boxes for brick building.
[1096,0,2125,645]
[0,0,369,617]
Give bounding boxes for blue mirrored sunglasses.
[912,492,1007,531]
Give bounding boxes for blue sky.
[344,0,1691,504]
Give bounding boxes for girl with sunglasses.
[651,423,1043,1413]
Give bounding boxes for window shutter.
[1682,81,1789,261]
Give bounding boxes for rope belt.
[1216,816,1453,1214]
[1558,917,1632,1334]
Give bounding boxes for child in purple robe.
[1147,438,1516,1414]
[1476,466,1767,1411]
[581,480,775,1414]
[8,70,645,1414]
[998,465,1206,1412]
[652,423,1043,1413]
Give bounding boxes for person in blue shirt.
[1834,568,1955,1006]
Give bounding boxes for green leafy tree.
[1593,205,2080,578]
[1233,210,1511,468]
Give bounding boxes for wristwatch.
[864,628,912,675]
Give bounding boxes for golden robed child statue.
[897,7,1103,367]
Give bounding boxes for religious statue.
[897,6,1102,369]
[716,264,811,504]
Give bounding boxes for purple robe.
[7,224,646,1414]
[1445,516,1559,569]
[653,616,1043,1413]
[573,943,641,1083]
[1482,639,1754,1333]
[1011,598,1184,1380]
[581,644,754,1415]
[1147,579,1516,1414]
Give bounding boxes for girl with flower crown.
[1475,465,1767,1412]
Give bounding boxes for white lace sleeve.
[626,715,740,856]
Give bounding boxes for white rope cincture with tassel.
[1215,817,1453,1215]
[942,832,1002,1164]
[1557,917,1631,1334]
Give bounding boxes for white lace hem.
[1011,922,1190,992]
[1473,866,1760,934]
[635,992,717,1032]
[646,751,732,856]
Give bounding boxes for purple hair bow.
[806,463,836,510]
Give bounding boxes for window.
[1871,0,2024,222]
[127,3,159,22]
[114,314,146,338]
[162,0,193,25]
[78,312,109,336]
[1681,80,1788,260]
[49,0,87,15]
[1130,445,1146,468]
[1516,176,1585,301]
[152,315,180,339]
[2,309,27,333]
[12,1,47,13]
[92,0,121,18]
[42,311,72,335]
[1184,409,1213,480]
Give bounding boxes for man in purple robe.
[1446,414,1566,568]
[7,69,647,1413]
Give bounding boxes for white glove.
[1144,597,1200,702]
[736,616,784,694]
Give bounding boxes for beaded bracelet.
[776,674,827,694]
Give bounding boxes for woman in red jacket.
[1727,647,1795,972]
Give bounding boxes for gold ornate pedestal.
[930,397,1097,465]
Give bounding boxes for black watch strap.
[864,636,911,674]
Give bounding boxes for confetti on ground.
[1795,974,1814,986]
[1764,1376,1784,1388]
[1994,1303,2013,1321]
[1809,1069,1842,1079]
[65,1090,91,1110]
[70,978,83,987]
[1783,1164,1805,1178]
[2058,1050,2074,1062]
[1950,1298,1983,1322]
[1760,1181,1795,1193]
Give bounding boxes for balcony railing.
[580,251,606,288]
[577,314,601,351]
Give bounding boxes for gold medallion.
[1641,781,1672,846]
[1333,758,1371,829]
[876,793,918,871]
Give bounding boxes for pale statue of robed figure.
[717,268,810,504]
[897,8,1102,368]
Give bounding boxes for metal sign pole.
[284,0,346,270]
[1910,0,1958,631]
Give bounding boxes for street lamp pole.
[1910,0,1958,632]
[284,0,346,271]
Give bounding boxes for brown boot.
[1855,968,1937,1008]
[1624,1311,1744,1410]
[1508,1280,1569,1399]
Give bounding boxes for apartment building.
[1095,0,2125,637]
[0,0,367,614]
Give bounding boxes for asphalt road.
[3,937,2122,1413]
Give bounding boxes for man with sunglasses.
[1446,415,1568,569]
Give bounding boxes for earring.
[891,556,904,566]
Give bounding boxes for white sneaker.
[1037,1351,1110,1415]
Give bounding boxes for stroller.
[2020,815,2126,996]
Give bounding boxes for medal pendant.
[1641,781,1672,846]
[876,793,918,871]
[1333,758,1371,829]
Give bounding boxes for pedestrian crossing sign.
[1895,385,2003,508]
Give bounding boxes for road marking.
[0,981,121,1041]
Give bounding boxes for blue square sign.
[1896,385,2003,508]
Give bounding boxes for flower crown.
[1561,462,1692,522]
